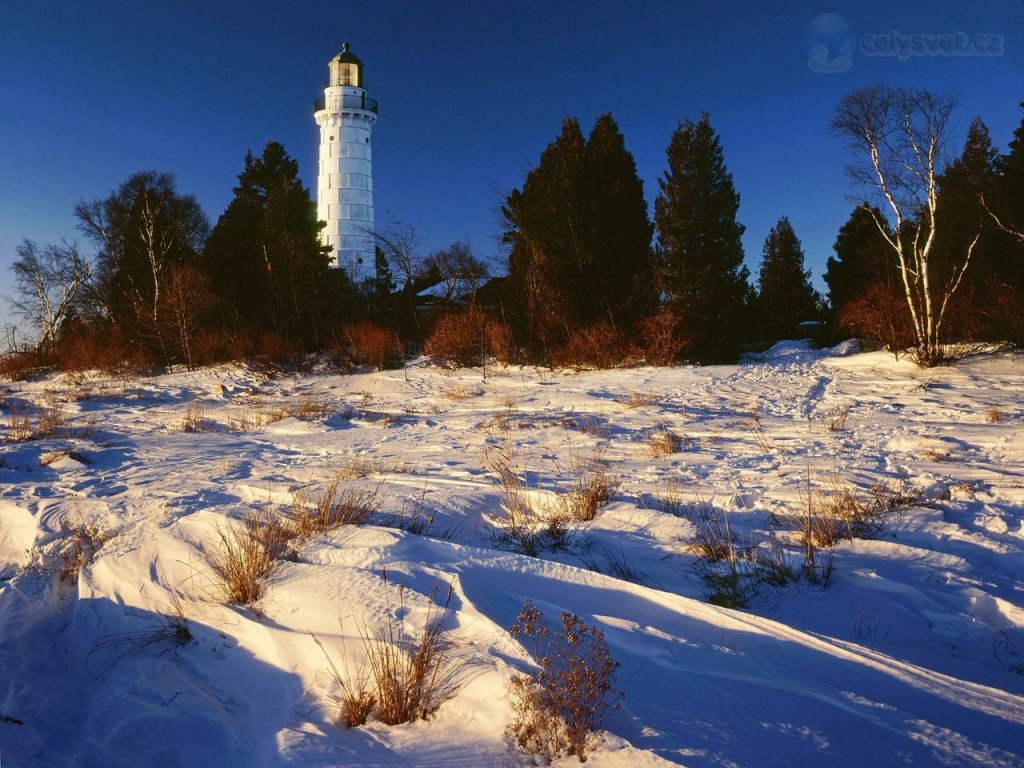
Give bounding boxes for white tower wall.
[314,47,377,282]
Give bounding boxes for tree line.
[7,87,1024,374]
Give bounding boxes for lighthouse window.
[329,135,335,142]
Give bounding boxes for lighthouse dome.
[330,42,363,88]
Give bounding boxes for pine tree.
[756,217,818,342]
[578,114,655,329]
[202,142,333,346]
[504,117,587,353]
[993,102,1024,239]
[654,113,750,362]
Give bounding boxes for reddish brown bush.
[53,321,151,374]
[637,312,691,365]
[424,307,488,368]
[551,321,637,370]
[485,317,517,365]
[343,321,402,369]
[838,281,915,356]
[0,350,42,381]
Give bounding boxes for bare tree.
[422,240,490,306]
[831,86,976,365]
[10,239,91,354]
[371,215,422,291]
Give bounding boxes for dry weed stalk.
[826,403,852,432]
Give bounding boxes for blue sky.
[1,1,1021,328]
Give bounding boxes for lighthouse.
[314,42,378,281]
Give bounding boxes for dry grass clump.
[180,401,213,432]
[985,407,1003,424]
[5,403,71,442]
[442,385,482,402]
[616,391,660,409]
[483,441,587,555]
[648,426,683,457]
[230,396,288,431]
[744,413,773,453]
[316,575,461,728]
[289,479,379,536]
[365,579,459,725]
[507,600,620,763]
[558,472,617,523]
[792,477,886,550]
[209,511,290,605]
[655,478,686,517]
[92,594,194,660]
[290,395,334,421]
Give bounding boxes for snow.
[2,341,1023,766]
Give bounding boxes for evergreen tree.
[578,114,655,329]
[202,142,335,346]
[824,205,894,319]
[756,217,818,342]
[504,117,587,353]
[504,114,652,355]
[654,113,750,362]
[993,102,1024,239]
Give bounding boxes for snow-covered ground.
[2,342,1023,766]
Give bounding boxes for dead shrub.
[343,321,402,369]
[637,311,691,365]
[985,407,1003,424]
[56,517,112,583]
[209,511,290,605]
[507,601,620,763]
[424,307,488,368]
[551,321,637,370]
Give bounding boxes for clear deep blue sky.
[1,1,1021,328]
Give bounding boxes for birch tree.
[10,239,91,355]
[831,86,974,365]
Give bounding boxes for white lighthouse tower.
[314,42,378,281]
